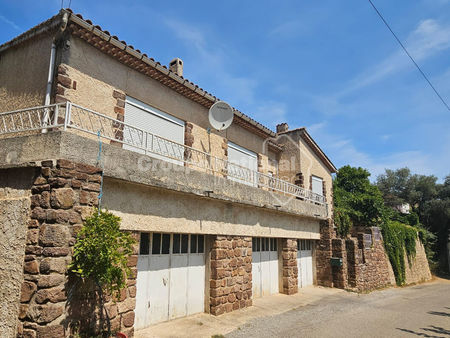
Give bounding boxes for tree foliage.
[333,165,385,235]
[69,209,136,296]
[377,169,449,273]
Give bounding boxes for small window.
[173,234,181,254]
[311,176,324,196]
[181,234,188,253]
[261,238,266,251]
[191,234,198,253]
[265,238,270,252]
[140,233,149,255]
[271,238,277,252]
[252,238,257,251]
[162,234,170,254]
[152,233,161,254]
[256,238,261,252]
[198,235,204,253]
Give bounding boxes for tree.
[69,209,136,336]
[334,166,386,235]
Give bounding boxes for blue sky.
[1,0,449,180]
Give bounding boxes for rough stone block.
[39,224,70,247]
[21,281,37,302]
[50,188,74,209]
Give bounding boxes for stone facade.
[281,239,298,295]
[209,236,252,315]
[331,239,348,289]
[16,159,137,337]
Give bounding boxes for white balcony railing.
[0,103,326,206]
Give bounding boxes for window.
[140,233,150,255]
[253,237,278,252]
[152,233,161,255]
[311,176,323,196]
[298,240,312,251]
[227,142,258,186]
[123,97,185,164]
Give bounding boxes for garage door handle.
[162,277,167,286]
[148,301,150,308]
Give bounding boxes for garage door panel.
[136,233,205,328]
[187,254,205,315]
[252,237,279,298]
[169,255,188,320]
[135,256,150,330]
[148,255,170,325]
[297,240,314,288]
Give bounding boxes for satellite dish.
[208,101,234,131]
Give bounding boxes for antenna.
[208,101,234,131]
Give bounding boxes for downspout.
[44,43,57,106]
[42,11,69,133]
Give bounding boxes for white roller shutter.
[123,97,185,164]
[228,142,258,186]
[311,176,323,196]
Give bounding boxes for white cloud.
[338,18,450,97]
[0,15,20,31]
[163,17,286,128]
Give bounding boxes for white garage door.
[252,237,279,298]
[135,233,205,329]
[228,142,258,186]
[297,239,314,288]
[124,96,185,164]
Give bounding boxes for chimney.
[169,58,183,77]
[276,122,289,134]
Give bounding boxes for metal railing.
[0,103,326,205]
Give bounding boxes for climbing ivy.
[380,221,418,286]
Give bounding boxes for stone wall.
[316,219,335,287]
[404,238,432,284]
[209,236,252,315]
[16,159,137,337]
[0,168,36,337]
[317,225,432,292]
[281,239,298,295]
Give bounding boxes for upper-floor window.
[311,176,323,196]
[123,96,185,164]
[227,141,258,186]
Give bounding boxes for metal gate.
[135,233,205,329]
[252,237,279,297]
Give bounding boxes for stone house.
[0,9,338,337]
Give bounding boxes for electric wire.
[368,0,450,112]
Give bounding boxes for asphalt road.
[226,279,450,338]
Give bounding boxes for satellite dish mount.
[208,101,234,131]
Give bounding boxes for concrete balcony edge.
[0,131,328,220]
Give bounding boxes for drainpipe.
[44,42,57,107]
[41,42,57,134]
[42,11,69,133]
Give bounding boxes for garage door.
[252,237,279,297]
[123,96,185,164]
[135,233,205,329]
[297,239,313,288]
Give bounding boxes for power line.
[368,0,450,112]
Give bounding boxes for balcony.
[0,103,327,215]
